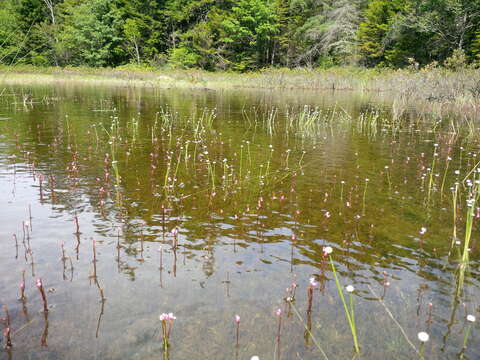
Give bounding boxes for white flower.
[418,332,429,342]
[467,314,476,322]
[251,357,260,360]
[309,277,319,287]
[323,246,333,255]
[346,285,355,293]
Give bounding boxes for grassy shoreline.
[0,64,479,93]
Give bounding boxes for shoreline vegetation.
[1,64,479,95]
[2,65,480,132]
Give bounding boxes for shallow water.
[0,84,479,360]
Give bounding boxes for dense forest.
[0,0,479,71]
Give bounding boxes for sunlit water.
[0,84,479,359]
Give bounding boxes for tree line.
[0,0,479,71]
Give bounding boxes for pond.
[0,84,479,359]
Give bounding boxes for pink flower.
[235,314,240,323]
[419,227,427,235]
[159,312,176,321]
[309,277,319,288]
[276,308,282,316]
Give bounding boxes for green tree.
[57,0,126,66]
[124,18,142,64]
[0,0,23,65]
[358,0,404,66]
[220,0,279,70]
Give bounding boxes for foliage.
[57,0,125,67]
[0,0,479,70]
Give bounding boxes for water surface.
[0,84,479,359]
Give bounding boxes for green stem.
[329,255,360,353]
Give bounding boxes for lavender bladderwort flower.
[235,314,240,347]
[159,312,176,357]
[20,281,26,301]
[19,269,26,301]
[2,306,12,349]
[3,327,12,350]
[275,308,283,360]
[381,271,390,299]
[426,302,433,328]
[307,277,318,313]
[36,278,48,313]
[74,215,80,235]
[171,227,179,249]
